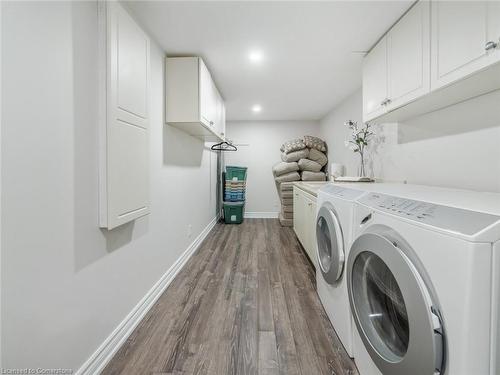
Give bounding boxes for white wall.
[0,1,3,368]
[225,121,320,215]
[1,1,217,370]
[320,89,500,193]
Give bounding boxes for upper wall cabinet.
[363,1,430,122]
[431,1,500,90]
[387,1,430,109]
[166,57,225,141]
[199,59,216,127]
[362,36,388,120]
[98,2,150,230]
[362,0,500,123]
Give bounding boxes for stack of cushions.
[273,135,328,226]
[272,161,299,183]
[278,182,294,226]
[281,148,309,163]
[275,136,328,182]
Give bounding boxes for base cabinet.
[293,187,318,267]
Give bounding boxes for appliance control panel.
[322,185,365,200]
[358,193,500,236]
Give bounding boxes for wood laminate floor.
[103,219,359,375]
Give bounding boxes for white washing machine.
[315,184,369,358]
[347,190,500,375]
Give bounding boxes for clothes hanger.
[211,141,237,151]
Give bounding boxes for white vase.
[358,153,366,177]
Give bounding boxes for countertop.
[295,180,500,216]
[293,181,328,197]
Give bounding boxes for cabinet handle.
[308,203,313,207]
[381,98,391,106]
[210,121,214,125]
[485,41,498,51]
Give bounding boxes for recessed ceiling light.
[252,105,262,113]
[248,50,264,63]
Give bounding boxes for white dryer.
[315,184,369,358]
[348,190,500,375]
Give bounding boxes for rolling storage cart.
[223,166,247,224]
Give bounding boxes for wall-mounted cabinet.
[166,57,225,141]
[431,1,500,90]
[363,1,430,122]
[362,0,500,123]
[387,0,430,110]
[98,2,150,230]
[362,36,389,120]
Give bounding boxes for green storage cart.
[225,166,247,181]
[222,166,247,224]
[223,201,245,224]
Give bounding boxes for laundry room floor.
[103,219,358,375]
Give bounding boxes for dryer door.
[316,203,345,284]
[347,232,445,375]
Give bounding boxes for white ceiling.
[127,1,412,121]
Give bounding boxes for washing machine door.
[347,231,445,375]
[316,203,345,284]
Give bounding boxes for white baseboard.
[76,216,218,375]
[244,212,279,219]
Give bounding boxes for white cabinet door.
[214,87,223,135]
[100,2,150,229]
[488,2,500,47]
[209,78,218,129]
[199,59,214,127]
[311,200,318,267]
[293,188,301,241]
[293,189,299,237]
[387,1,430,110]
[293,188,305,245]
[431,1,500,90]
[220,100,226,138]
[487,2,500,66]
[362,36,388,122]
[293,187,318,266]
[303,194,313,260]
[305,195,318,267]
